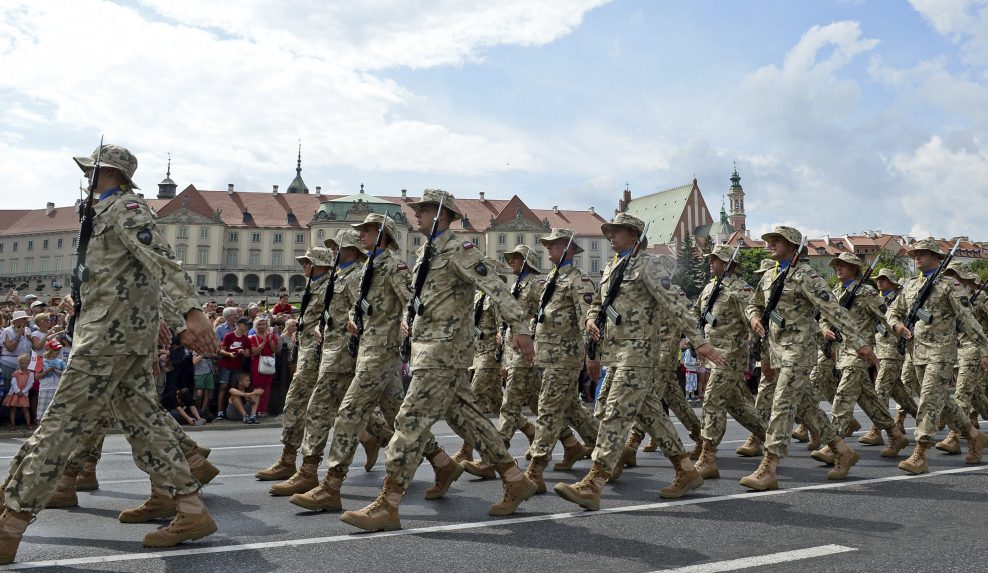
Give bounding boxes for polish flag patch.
[125,201,141,211]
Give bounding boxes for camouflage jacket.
[887,272,988,366]
[347,250,412,361]
[471,289,502,369]
[74,189,199,357]
[952,281,988,364]
[533,264,595,367]
[409,231,528,369]
[589,253,705,368]
[745,261,866,369]
[657,285,693,371]
[298,272,331,350]
[822,282,889,369]
[874,288,904,361]
[320,261,362,373]
[693,275,754,372]
[503,271,542,369]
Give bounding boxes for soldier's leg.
[528,365,581,459]
[470,367,503,417]
[914,363,969,444]
[300,369,354,461]
[278,349,323,449]
[754,374,776,424]
[722,375,767,440]
[955,363,988,420]
[763,365,815,461]
[497,366,535,440]
[661,371,701,437]
[444,371,515,468]
[590,368,655,472]
[830,366,866,437]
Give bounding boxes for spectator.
[4,354,34,429]
[226,372,262,424]
[192,350,215,415]
[1,311,33,394]
[272,293,293,316]
[171,388,208,426]
[29,313,53,351]
[249,316,278,416]
[683,346,699,400]
[217,317,251,418]
[37,339,65,420]
[215,307,238,342]
[278,318,297,374]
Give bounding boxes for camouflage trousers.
[3,354,199,513]
[914,362,970,444]
[659,369,701,436]
[386,367,514,489]
[470,366,503,417]
[831,365,894,436]
[765,363,839,459]
[699,368,765,447]
[954,361,988,420]
[592,367,685,472]
[897,355,921,418]
[326,357,405,478]
[874,357,918,418]
[755,371,777,423]
[810,357,838,404]
[528,365,599,459]
[496,366,541,441]
[279,344,323,450]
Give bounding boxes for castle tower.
[727,163,746,233]
[157,153,177,199]
[286,142,309,194]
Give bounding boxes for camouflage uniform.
[3,184,201,513]
[809,346,838,404]
[948,265,988,424]
[470,290,504,416]
[874,283,918,419]
[496,256,543,441]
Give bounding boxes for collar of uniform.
[98,187,122,202]
[778,260,791,272]
[310,271,327,283]
[94,188,130,216]
[558,258,574,269]
[433,229,458,252]
[881,288,892,297]
[922,268,936,279]
[618,247,634,258]
[841,279,856,290]
[518,270,530,281]
[338,260,357,271]
[369,247,386,258]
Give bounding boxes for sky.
[1,0,987,240]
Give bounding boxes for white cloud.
[909,0,988,69]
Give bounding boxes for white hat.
[11,310,29,322]
[30,300,45,308]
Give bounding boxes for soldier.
[742,226,878,491]
[339,189,538,531]
[811,253,909,464]
[933,262,988,455]
[736,258,777,458]
[691,244,768,479]
[0,144,220,564]
[889,240,988,473]
[519,228,600,492]
[255,246,334,483]
[554,213,724,510]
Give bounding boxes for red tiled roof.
[531,208,608,237]
[0,210,30,233]
[723,231,763,249]
[2,206,79,235]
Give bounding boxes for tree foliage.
[735,247,771,288]
[672,233,709,298]
[971,259,988,283]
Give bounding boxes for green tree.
[874,249,908,281]
[673,233,708,298]
[735,247,770,287]
[971,259,988,283]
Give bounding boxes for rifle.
[348,214,390,357]
[292,273,313,364]
[316,246,343,353]
[875,284,903,336]
[533,232,576,338]
[823,255,881,355]
[750,236,808,362]
[494,277,523,363]
[969,277,988,305]
[66,137,103,342]
[895,239,961,355]
[586,222,651,360]
[473,293,487,340]
[399,195,445,363]
[698,240,743,336]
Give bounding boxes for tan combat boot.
[810,444,835,466]
[0,508,32,565]
[660,454,705,499]
[687,430,703,461]
[740,452,780,491]
[197,446,211,459]
[45,471,79,509]
[424,449,464,499]
[826,440,860,480]
[489,463,538,516]
[806,429,821,452]
[119,485,177,523]
[642,437,659,452]
[624,433,642,468]
[186,452,220,486]
[898,442,931,474]
[269,455,319,496]
[290,472,343,511]
[360,432,381,472]
[524,457,548,494]
[255,447,297,481]
[142,493,217,547]
[881,424,909,458]
[845,418,861,437]
[964,426,987,464]
[894,411,907,435]
[935,430,962,455]
[553,433,592,471]
[735,434,763,457]
[858,425,884,446]
[607,446,637,483]
[340,477,404,531]
[521,422,537,450]
[694,440,719,479]
[461,458,497,480]
[450,442,474,464]
[554,462,609,511]
[791,424,809,443]
[971,415,981,430]
[75,459,99,491]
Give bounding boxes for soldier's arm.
[570,273,596,322]
[949,285,988,356]
[159,292,187,337]
[643,258,707,347]
[454,250,529,335]
[744,275,766,322]
[388,260,413,309]
[886,281,909,327]
[731,281,755,332]
[798,272,866,350]
[586,272,604,324]
[866,288,892,332]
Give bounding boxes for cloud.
[909,0,988,69]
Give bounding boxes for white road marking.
[5,465,984,570]
[652,544,857,572]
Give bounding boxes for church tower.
[727,163,746,233]
[286,143,309,194]
[157,153,177,199]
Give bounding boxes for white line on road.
[652,544,857,573]
[5,465,984,570]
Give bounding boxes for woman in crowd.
[249,317,279,416]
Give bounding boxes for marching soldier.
[0,144,220,564]
[742,226,878,490]
[340,190,538,532]
[736,258,777,458]
[554,213,724,510]
[255,246,335,483]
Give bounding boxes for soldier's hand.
[762,364,777,382]
[822,328,837,341]
[180,309,219,355]
[585,319,601,341]
[586,358,601,382]
[400,319,410,337]
[750,317,765,338]
[158,320,173,346]
[893,323,911,340]
[511,333,535,364]
[495,332,503,346]
[856,345,879,367]
[346,320,358,335]
[696,343,725,367]
[313,327,323,344]
[980,356,988,373]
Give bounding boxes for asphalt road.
[1,404,985,572]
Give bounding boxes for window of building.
[590,258,600,274]
[54,256,62,272]
[57,238,63,249]
[248,251,261,267]
[71,238,77,248]
[515,234,524,246]
[177,226,189,239]
[0,243,3,253]
[229,231,239,243]
[590,240,599,251]
[8,260,15,274]
[317,229,325,240]
[199,227,209,239]
[175,246,187,264]
[24,258,33,273]
[412,236,421,247]
[498,234,506,246]
[27,240,33,251]
[295,233,305,244]
[43,239,49,250]
[271,252,283,267]
[226,250,238,266]
[197,247,209,267]
[251,232,261,243]
[40,257,48,273]
[273,232,284,244]
[473,237,480,246]
[12,241,18,252]
[196,274,206,287]
[574,256,582,269]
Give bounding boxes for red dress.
[3,370,31,408]
[250,333,278,414]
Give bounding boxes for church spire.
[727,161,746,233]
[287,141,309,194]
[157,152,177,199]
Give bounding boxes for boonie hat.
[907,238,945,258]
[325,229,368,260]
[828,252,863,270]
[600,213,646,238]
[875,268,901,286]
[539,228,584,254]
[945,261,977,283]
[502,244,542,274]
[73,144,140,190]
[704,244,736,263]
[352,213,400,252]
[406,189,463,221]
[761,225,802,246]
[754,258,775,276]
[296,247,335,267]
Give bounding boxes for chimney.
[589,206,595,215]
[46,202,55,216]
[315,186,321,195]
[227,183,235,194]
[272,184,279,195]
[479,191,485,202]
[401,189,407,201]
[552,205,559,214]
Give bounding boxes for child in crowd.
[171,388,208,426]
[217,317,251,419]
[4,354,34,429]
[192,350,215,415]
[36,340,65,420]
[226,372,263,424]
